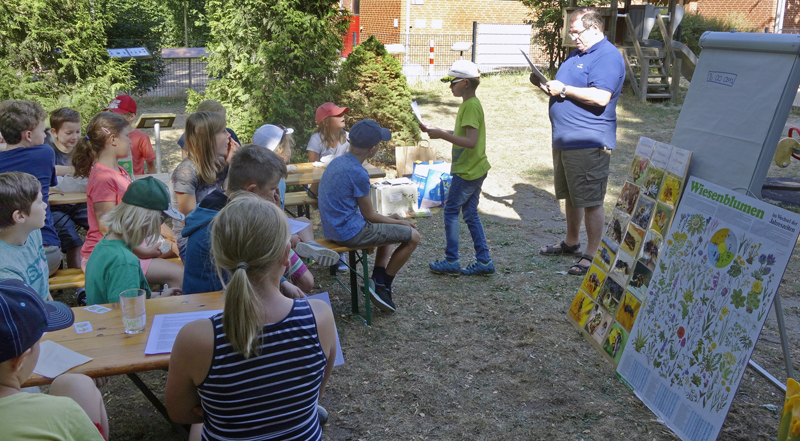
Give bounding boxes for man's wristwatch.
[560,86,567,98]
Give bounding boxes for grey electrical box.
[670,32,800,198]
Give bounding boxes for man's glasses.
[569,26,593,39]
[449,79,466,87]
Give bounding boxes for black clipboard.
[520,49,548,84]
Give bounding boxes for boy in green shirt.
[420,60,494,276]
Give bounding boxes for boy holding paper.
[0,278,109,440]
[420,60,494,276]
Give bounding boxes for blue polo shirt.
[0,145,60,247]
[318,153,369,242]
[549,37,625,150]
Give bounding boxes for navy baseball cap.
[349,119,391,149]
[0,279,74,363]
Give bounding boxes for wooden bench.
[315,238,398,326]
[49,257,183,291]
[284,191,318,218]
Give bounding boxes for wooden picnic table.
[48,191,87,206]
[285,161,385,186]
[24,291,223,387]
[46,163,385,205]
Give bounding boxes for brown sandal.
[539,241,581,256]
[568,253,594,276]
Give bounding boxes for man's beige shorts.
[553,147,611,208]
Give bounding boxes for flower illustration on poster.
[630,213,778,412]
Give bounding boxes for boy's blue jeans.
[444,173,490,263]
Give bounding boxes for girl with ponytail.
[74,112,183,290]
[165,193,337,441]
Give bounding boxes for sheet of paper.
[520,49,548,84]
[411,101,425,126]
[287,217,311,235]
[33,340,93,378]
[307,292,345,367]
[145,310,222,355]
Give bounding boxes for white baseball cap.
[252,124,294,151]
[441,60,480,82]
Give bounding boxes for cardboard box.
[370,177,418,215]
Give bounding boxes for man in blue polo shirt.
[531,7,625,276]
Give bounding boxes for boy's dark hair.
[228,144,288,192]
[0,172,41,228]
[50,108,81,132]
[0,100,47,145]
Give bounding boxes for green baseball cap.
[122,177,184,221]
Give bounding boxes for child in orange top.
[104,95,156,175]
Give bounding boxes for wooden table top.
[46,163,385,203]
[284,162,385,186]
[24,292,224,387]
[49,191,87,206]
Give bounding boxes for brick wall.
[358,0,403,41]
[785,0,800,31]
[351,0,530,38]
[684,0,778,32]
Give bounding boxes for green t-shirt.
[84,237,151,305]
[0,393,105,441]
[451,97,491,180]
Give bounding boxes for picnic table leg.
[362,249,371,326]
[127,373,190,440]
[349,251,358,314]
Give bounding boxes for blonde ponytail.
[210,192,291,358]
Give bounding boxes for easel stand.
[669,32,800,393]
[749,293,794,392]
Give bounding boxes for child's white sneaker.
[295,241,339,267]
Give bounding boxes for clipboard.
[520,49,548,84]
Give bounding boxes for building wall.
[784,0,800,31]
[352,0,530,38]
[684,0,778,32]
[358,0,403,39]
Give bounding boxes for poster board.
[567,137,691,365]
[616,176,800,441]
[670,32,800,197]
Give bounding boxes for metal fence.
[354,24,548,82]
[138,58,211,98]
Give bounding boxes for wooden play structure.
[563,0,697,102]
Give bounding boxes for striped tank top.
[197,299,327,441]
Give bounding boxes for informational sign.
[616,176,800,441]
[567,137,691,365]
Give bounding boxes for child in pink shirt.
[72,112,182,288]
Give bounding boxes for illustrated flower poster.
[616,176,800,441]
[567,137,691,365]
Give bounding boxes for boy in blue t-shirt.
[420,60,494,276]
[318,120,421,312]
[0,172,52,300]
[0,100,62,275]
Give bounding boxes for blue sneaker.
[429,259,461,276]
[461,260,495,276]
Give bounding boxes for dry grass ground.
[51,73,800,440]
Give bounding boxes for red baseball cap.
[316,102,349,124]
[104,95,137,114]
